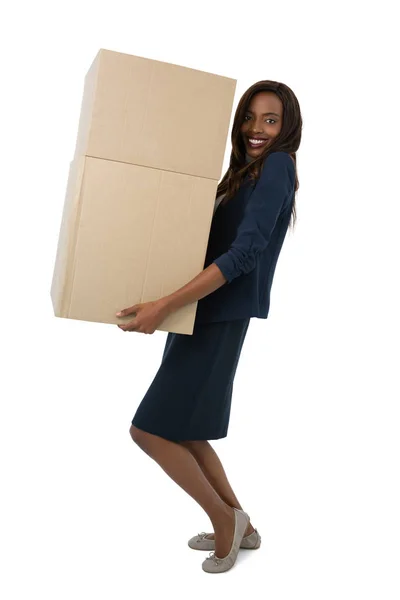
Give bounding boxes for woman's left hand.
[116,300,170,334]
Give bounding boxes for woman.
[116,80,302,573]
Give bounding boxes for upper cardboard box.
[73,48,237,180]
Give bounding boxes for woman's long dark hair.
[217,80,302,229]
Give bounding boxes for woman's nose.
[250,123,264,134]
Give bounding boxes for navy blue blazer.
[195,151,295,323]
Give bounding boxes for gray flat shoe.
[188,523,261,551]
[201,508,250,573]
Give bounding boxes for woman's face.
[240,91,283,158]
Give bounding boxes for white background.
[1,0,399,597]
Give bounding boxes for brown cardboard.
[73,49,236,179]
[50,49,237,335]
[51,155,219,334]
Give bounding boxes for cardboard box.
[50,49,236,334]
[73,49,236,179]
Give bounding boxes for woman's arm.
[159,263,227,315]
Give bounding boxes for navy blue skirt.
[131,316,251,441]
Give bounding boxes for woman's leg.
[129,424,236,558]
[178,440,255,537]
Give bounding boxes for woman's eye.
[244,115,275,124]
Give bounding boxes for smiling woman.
[217,80,300,213]
[127,78,303,574]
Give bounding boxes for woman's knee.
[129,424,146,445]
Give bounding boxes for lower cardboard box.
[50,155,218,335]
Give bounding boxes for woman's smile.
[246,137,269,149]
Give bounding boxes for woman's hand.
[116,300,169,334]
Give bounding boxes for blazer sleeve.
[212,151,295,284]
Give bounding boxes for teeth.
[249,139,266,145]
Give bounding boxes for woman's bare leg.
[129,425,236,558]
[179,440,255,538]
